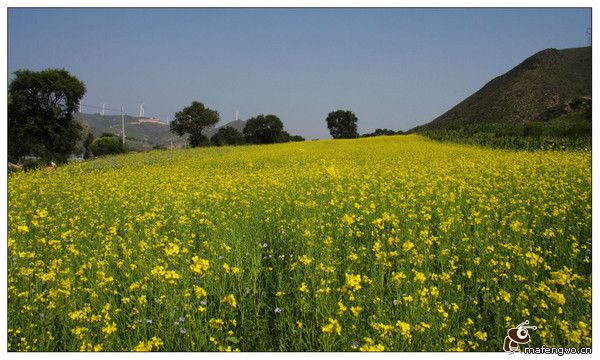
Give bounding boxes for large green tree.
[211,126,245,146]
[326,110,359,139]
[243,114,284,144]
[170,101,219,147]
[8,68,86,163]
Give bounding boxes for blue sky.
[8,8,591,139]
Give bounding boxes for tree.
[8,68,86,163]
[362,128,402,137]
[243,114,284,144]
[89,134,125,157]
[211,126,245,146]
[289,135,306,142]
[326,110,359,139]
[276,130,291,143]
[274,131,305,143]
[170,101,219,147]
[83,133,94,159]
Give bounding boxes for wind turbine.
[138,103,145,118]
[101,103,106,116]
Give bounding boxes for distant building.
[134,117,167,125]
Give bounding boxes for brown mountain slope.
[412,46,591,131]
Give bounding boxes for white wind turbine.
[138,103,145,118]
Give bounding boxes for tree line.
[169,101,305,148]
[8,68,404,167]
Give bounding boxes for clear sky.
[8,8,591,139]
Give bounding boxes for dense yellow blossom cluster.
[8,135,590,351]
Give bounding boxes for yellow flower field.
[8,134,591,351]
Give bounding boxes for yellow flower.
[345,273,362,291]
[474,331,488,341]
[193,285,207,299]
[299,282,309,293]
[341,214,355,226]
[498,289,511,303]
[298,255,312,265]
[322,318,342,335]
[209,318,225,330]
[133,337,163,351]
[350,306,363,317]
[510,220,523,232]
[189,256,210,276]
[413,271,427,284]
[548,291,566,305]
[396,321,412,340]
[101,322,117,336]
[402,240,415,252]
[391,271,406,284]
[221,294,237,308]
[164,243,180,256]
[359,337,385,352]
[525,251,544,267]
[338,301,347,315]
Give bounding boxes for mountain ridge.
[75,112,247,148]
[412,46,592,131]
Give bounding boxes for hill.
[413,46,591,131]
[75,113,247,149]
[204,119,247,139]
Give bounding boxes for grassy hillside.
[75,113,186,148]
[413,46,591,131]
[8,135,591,351]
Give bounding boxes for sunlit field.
[8,134,591,351]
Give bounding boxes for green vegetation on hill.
[420,111,591,151]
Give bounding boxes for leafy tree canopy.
[170,101,219,147]
[8,68,86,163]
[243,114,284,144]
[211,126,245,146]
[326,110,359,139]
[362,128,403,137]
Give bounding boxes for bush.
[90,136,125,157]
[211,126,245,146]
